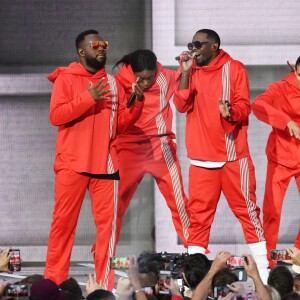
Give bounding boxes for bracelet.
[135,288,144,294]
[181,73,190,77]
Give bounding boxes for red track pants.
[263,160,300,265]
[116,136,190,246]
[44,154,118,289]
[187,157,265,248]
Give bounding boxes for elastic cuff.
[188,246,206,254]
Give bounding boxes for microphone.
[126,93,136,108]
[175,52,192,61]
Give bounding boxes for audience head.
[59,277,82,300]
[30,278,66,300]
[182,253,212,290]
[86,289,115,300]
[211,268,238,288]
[282,292,300,300]
[268,266,294,298]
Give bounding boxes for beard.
[86,55,106,71]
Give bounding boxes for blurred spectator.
[16,274,44,285]
[294,274,300,292]
[182,253,211,298]
[267,266,294,298]
[282,292,300,300]
[30,278,66,300]
[264,285,281,300]
[86,289,115,300]
[59,277,83,300]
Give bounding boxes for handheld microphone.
[175,52,192,61]
[126,93,136,108]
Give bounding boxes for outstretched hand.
[86,273,103,295]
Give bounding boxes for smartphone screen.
[5,284,29,297]
[226,256,246,268]
[159,270,171,294]
[214,286,231,298]
[270,250,291,260]
[109,256,130,269]
[8,249,21,272]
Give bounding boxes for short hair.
[196,29,221,49]
[114,49,157,72]
[268,266,294,298]
[59,277,82,300]
[86,289,115,300]
[137,251,164,279]
[75,29,99,49]
[296,56,300,67]
[15,274,44,285]
[212,268,238,288]
[183,253,212,290]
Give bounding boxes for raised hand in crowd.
[226,281,246,295]
[0,248,12,273]
[192,251,232,300]
[242,254,271,300]
[0,282,8,300]
[86,273,103,295]
[286,247,300,266]
[115,277,131,298]
[164,278,182,297]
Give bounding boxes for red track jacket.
[252,72,300,169]
[48,62,143,174]
[114,62,180,142]
[174,50,251,162]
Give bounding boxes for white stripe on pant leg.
[239,157,264,241]
[103,180,118,290]
[160,136,190,241]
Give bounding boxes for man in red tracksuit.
[113,49,190,246]
[174,29,269,283]
[252,57,300,268]
[44,30,143,289]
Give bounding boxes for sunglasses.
[187,41,209,51]
[89,41,108,50]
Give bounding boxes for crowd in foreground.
[0,246,300,300]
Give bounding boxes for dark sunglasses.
[89,41,108,50]
[187,41,209,51]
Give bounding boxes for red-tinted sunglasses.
[89,41,108,50]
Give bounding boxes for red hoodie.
[48,62,143,174]
[114,62,180,143]
[252,72,300,169]
[174,50,251,162]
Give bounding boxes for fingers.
[88,77,111,100]
[92,77,105,88]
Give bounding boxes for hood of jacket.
[47,62,107,83]
[282,71,300,89]
[116,61,164,89]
